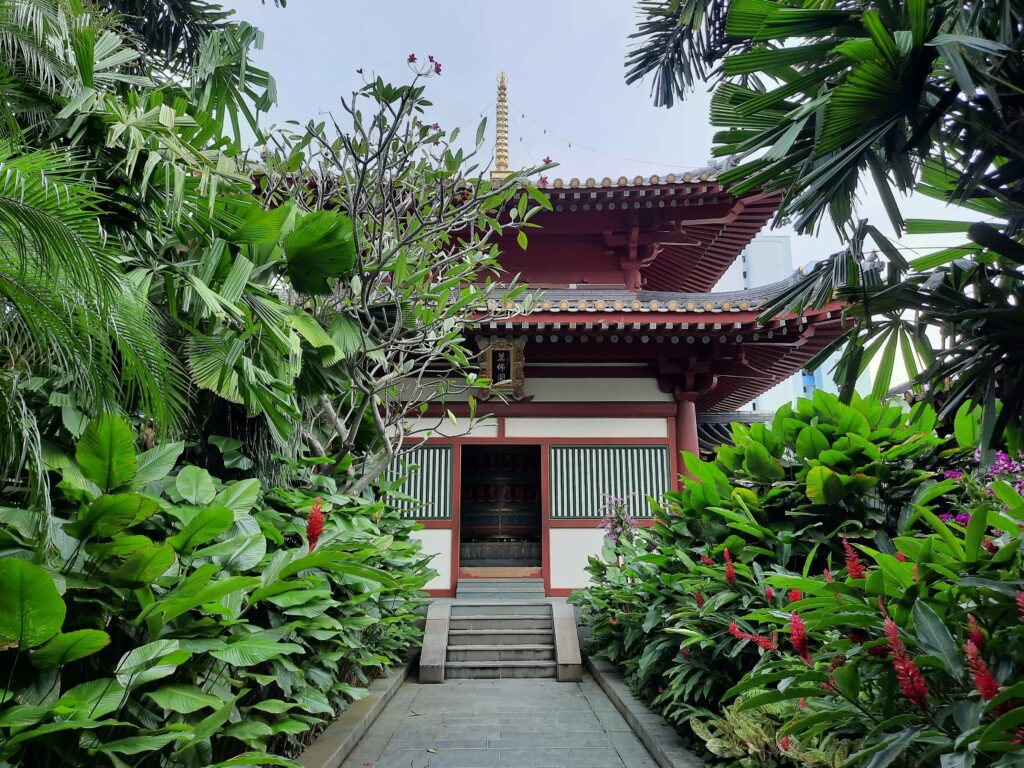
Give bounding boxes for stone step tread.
[445,660,557,668]
[448,629,554,635]
[446,644,554,651]
[450,600,552,605]
[452,618,557,622]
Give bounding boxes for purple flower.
[939,514,954,522]
[944,470,965,479]
[955,513,972,526]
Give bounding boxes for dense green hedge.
[0,416,432,767]
[573,392,1024,767]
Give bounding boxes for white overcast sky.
[231,0,975,273]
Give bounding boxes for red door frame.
[410,420,672,597]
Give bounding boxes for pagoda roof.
[485,275,801,316]
[474,280,846,412]
[498,162,781,293]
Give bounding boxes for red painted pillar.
[674,394,699,478]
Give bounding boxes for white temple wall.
[503,417,668,438]
[404,415,499,439]
[523,376,671,402]
[549,528,607,590]
[410,528,452,591]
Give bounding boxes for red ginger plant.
[306,496,324,552]
[884,617,929,710]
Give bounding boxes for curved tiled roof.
[542,160,735,191]
[484,274,801,315]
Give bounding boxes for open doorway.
[459,445,541,568]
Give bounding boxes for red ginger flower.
[788,589,802,603]
[843,538,867,579]
[966,641,1000,700]
[824,568,833,583]
[729,621,777,651]
[306,496,324,552]
[896,551,907,562]
[694,591,705,608]
[764,586,774,602]
[700,554,714,565]
[884,618,929,710]
[789,613,811,664]
[724,548,736,584]
[1016,591,1024,620]
[967,614,985,649]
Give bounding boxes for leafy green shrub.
[573,391,1024,766]
[0,415,432,767]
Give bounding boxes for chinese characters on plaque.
[478,337,525,400]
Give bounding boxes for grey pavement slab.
[340,672,659,768]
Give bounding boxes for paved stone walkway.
[341,673,659,768]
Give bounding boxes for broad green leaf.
[209,635,304,667]
[742,441,784,480]
[116,640,190,689]
[214,478,262,516]
[954,402,981,449]
[0,559,65,649]
[76,414,137,490]
[146,685,224,714]
[964,507,988,563]
[206,753,302,768]
[168,507,234,552]
[806,465,845,505]
[110,543,176,586]
[176,466,217,505]
[65,493,157,540]
[30,629,110,668]
[913,602,962,675]
[283,211,355,294]
[134,442,185,485]
[796,425,829,459]
[98,733,187,755]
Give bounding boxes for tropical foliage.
[0,414,431,767]
[573,391,1024,767]
[626,0,1024,447]
[0,1,539,765]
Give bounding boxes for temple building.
[400,75,845,596]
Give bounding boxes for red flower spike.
[779,736,790,752]
[764,586,774,602]
[824,568,833,583]
[799,697,807,711]
[700,554,714,565]
[788,589,802,603]
[789,613,811,665]
[682,648,691,659]
[306,497,324,552]
[843,538,867,579]
[884,618,929,710]
[982,539,998,554]
[966,641,1000,700]
[694,591,705,608]
[729,621,778,651]
[967,614,985,649]
[724,548,736,585]
[1017,591,1024,620]
[895,551,907,562]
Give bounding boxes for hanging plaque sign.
[478,337,526,400]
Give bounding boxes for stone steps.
[446,643,555,662]
[447,629,554,646]
[420,586,581,683]
[444,660,558,679]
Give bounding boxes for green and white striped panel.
[549,445,668,519]
[388,445,453,519]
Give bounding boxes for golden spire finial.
[491,72,511,182]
